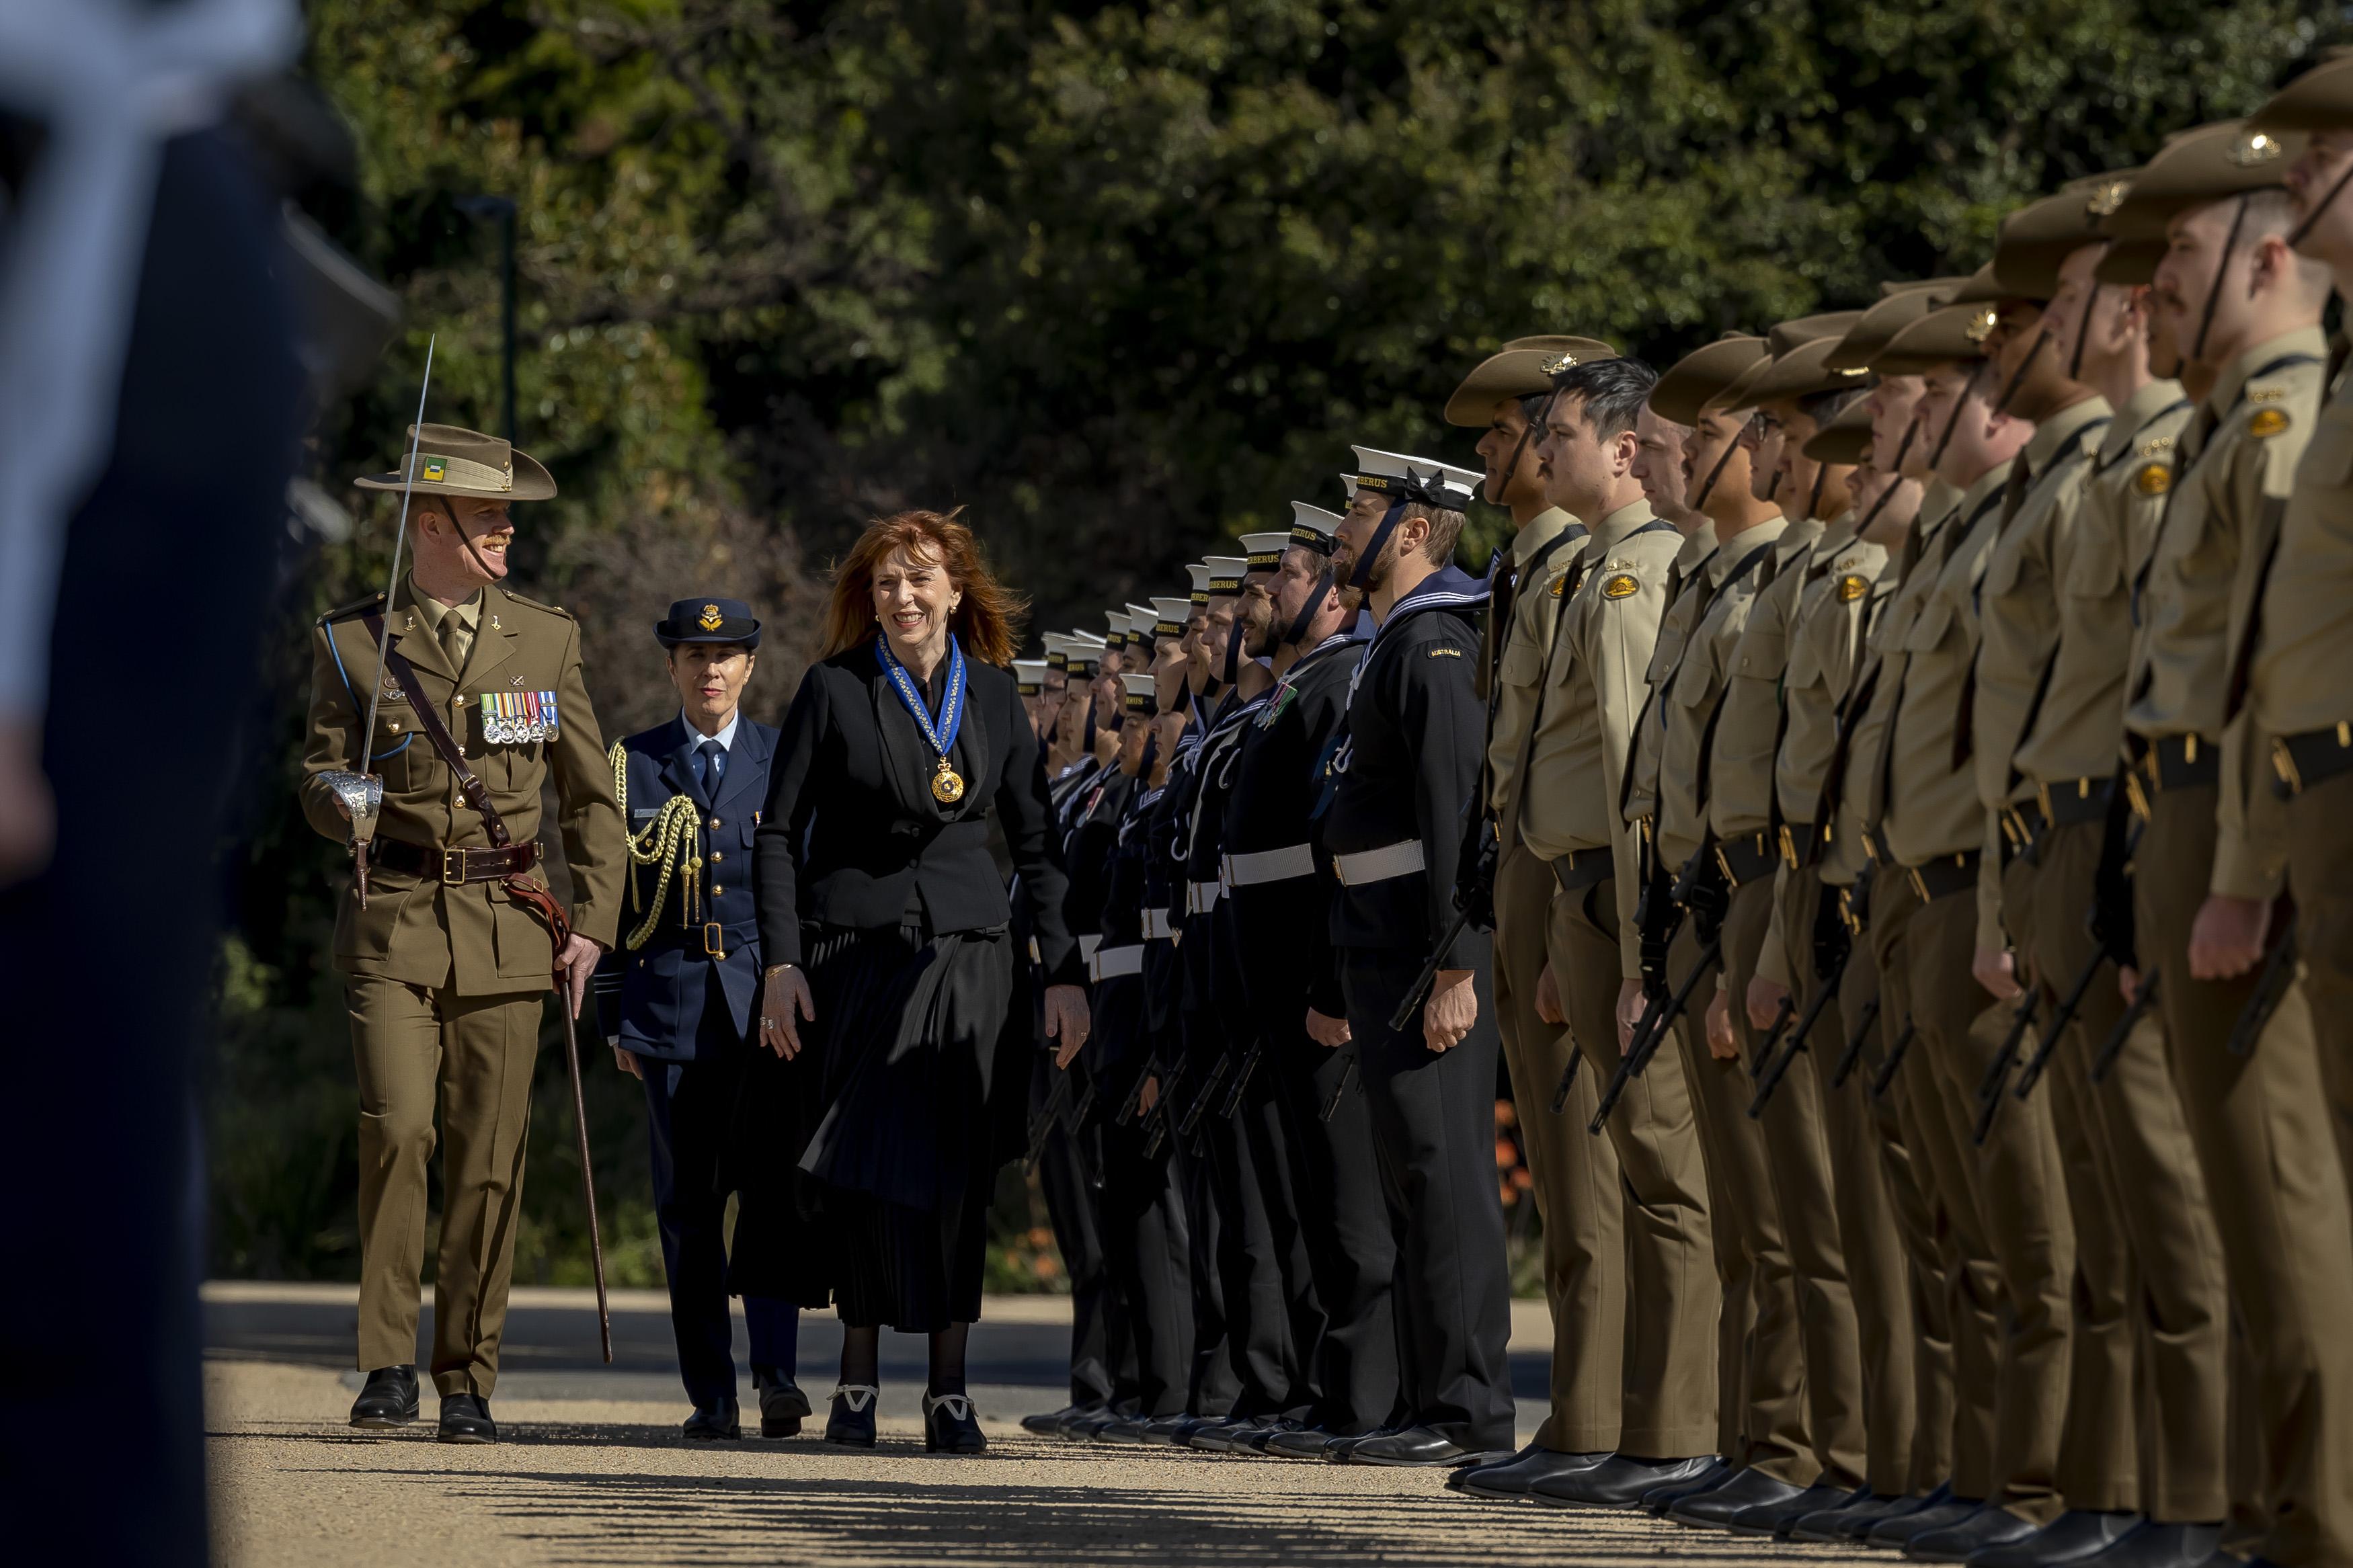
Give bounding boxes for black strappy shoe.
[923,1391,986,1454]
[825,1384,879,1446]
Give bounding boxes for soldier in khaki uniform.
[1439,335,1631,1497]
[1862,300,2079,1559]
[303,424,624,1443]
[2110,115,2353,1568]
[1682,327,1874,1532]
[1517,356,1726,1512]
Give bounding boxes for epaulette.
[495,585,575,620]
[319,590,387,627]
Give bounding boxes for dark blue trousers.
[641,987,798,1408]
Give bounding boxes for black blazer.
[753,644,1082,983]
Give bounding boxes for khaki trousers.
[1727,872,1867,1488]
[1672,912,1808,1481]
[1547,874,1720,1457]
[2030,817,2229,1522]
[2140,782,2353,1565]
[1869,871,1994,1497]
[2001,854,2141,1514]
[2285,769,2353,1192]
[1494,842,1626,1452]
[1783,868,1919,1497]
[1905,882,2073,1524]
[348,977,546,1397]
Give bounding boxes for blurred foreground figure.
[0,1,305,1559]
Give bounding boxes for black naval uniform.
[1183,681,1318,1426]
[1225,629,1401,1437]
[1088,768,1198,1418]
[1317,566,1515,1456]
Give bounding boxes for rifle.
[1749,967,1851,1118]
[1023,1062,1079,1173]
[1115,1047,1159,1126]
[1219,1037,1265,1118]
[1869,1014,1917,1101]
[2091,972,2159,1082]
[1829,996,1882,1089]
[1972,989,2040,1146]
[1553,841,1706,1113]
[2012,938,2110,1101]
[1320,1046,1358,1122]
[1140,1053,1191,1159]
[1747,996,1796,1081]
[2227,912,2298,1059]
[1587,934,1723,1133]
[1389,903,1475,1034]
[1176,1051,1232,1143]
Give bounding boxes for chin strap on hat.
[1929,361,1988,470]
[1278,564,1337,651]
[2290,159,2353,249]
[1855,413,1923,535]
[2192,193,2254,365]
[1687,420,1747,512]
[1349,499,1410,593]
[2067,285,2102,380]
[1992,327,2051,415]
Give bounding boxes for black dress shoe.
[1347,1425,1515,1469]
[1023,1401,1097,1436]
[1534,1453,1720,1509]
[1641,1456,1734,1514]
[2075,1520,2224,1568]
[1235,1417,1306,1454]
[755,1377,812,1438]
[1908,1504,2038,1563]
[1667,1467,1808,1528]
[1966,1510,2143,1567]
[1140,1413,1198,1446]
[1263,1425,1343,1459]
[1096,1417,1157,1444]
[1788,1489,1906,1542]
[1870,1495,1986,1548]
[1065,1407,1123,1440]
[1741,1483,1867,1539]
[1322,1425,1398,1462]
[1185,1415,1258,1452]
[1449,1446,1609,1498]
[436,1393,497,1445]
[684,1399,741,1440]
[349,1365,419,1429]
[923,1391,986,1454]
[825,1384,879,1447]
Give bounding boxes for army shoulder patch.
[1601,572,1639,600]
[1835,573,1870,603]
[2248,407,2290,439]
[1427,645,1463,658]
[2135,462,2172,496]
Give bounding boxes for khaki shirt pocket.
[1500,640,1544,690]
[1903,593,1956,656]
[2294,403,2353,535]
[2061,505,2125,598]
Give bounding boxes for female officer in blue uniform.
[595,597,805,1439]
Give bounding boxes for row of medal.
[479,690,561,745]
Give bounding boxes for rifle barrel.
[2227,917,2299,1059]
[1588,938,1721,1133]
[1868,1016,1917,1101]
[2091,974,2159,1081]
[1831,996,1882,1089]
[2013,943,2108,1100]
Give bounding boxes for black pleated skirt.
[725,920,1017,1331]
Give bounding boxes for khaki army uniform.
[1709,510,1872,1493]
[1485,505,1626,1455]
[2008,379,2231,1525]
[1523,500,1719,1459]
[2129,325,2353,1565]
[1874,456,2073,1527]
[1652,511,1810,1480]
[304,571,623,1396]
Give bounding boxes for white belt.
[1089,944,1144,981]
[1222,844,1315,886]
[1186,879,1224,915]
[1332,839,1426,887]
[1142,908,1174,940]
[1078,934,1102,960]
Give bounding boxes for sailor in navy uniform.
[1312,448,1516,1467]
[592,597,805,1440]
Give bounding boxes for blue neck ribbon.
[876,632,968,768]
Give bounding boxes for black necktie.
[694,738,725,793]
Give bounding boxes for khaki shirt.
[1708,514,1829,842]
[2126,326,2327,899]
[1777,519,1887,837]
[1657,515,1790,868]
[1878,464,2009,887]
[1487,506,1583,827]
[409,583,484,668]
[1521,501,1683,976]
[303,576,625,994]
[2013,380,2191,790]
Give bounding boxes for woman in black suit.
[740,508,1089,1454]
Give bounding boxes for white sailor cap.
[1204,555,1250,595]
[1238,532,1291,571]
[1040,632,1075,669]
[1012,659,1048,694]
[1148,597,1193,637]
[1187,562,1213,606]
[1289,501,1341,555]
[1347,445,1481,512]
[1120,670,1159,712]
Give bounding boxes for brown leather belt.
[1714,831,1777,891]
[2272,722,2353,798]
[1903,850,1980,903]
[1778,820,1820,869]
[374,837,544,885]
[2145,734,2218,793]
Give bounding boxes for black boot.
[754,1374,812,1439]
[683,1399,741,1440]
[436,1392,497,1445]
[825,1384,879,1446]
[348,1365,419,1430]
[924,1392,986,1454]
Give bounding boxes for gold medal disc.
[931,760,966,804]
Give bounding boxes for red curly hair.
[820,508,1028,668]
